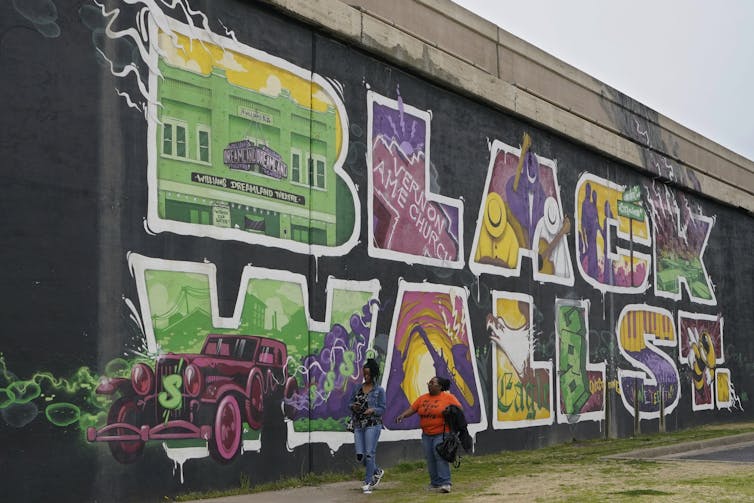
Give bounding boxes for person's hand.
[364,408,374,416]
[396,415,403,423]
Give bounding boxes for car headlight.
[184,364,202,397]
[131,363,155,396]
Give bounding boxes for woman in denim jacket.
[349,358,386,494]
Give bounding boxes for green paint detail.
[104,358,131,378]
[144,270,373,366]
[158,374,184,410]
[657,256,712,299]
[558,305,591,414]
[46,403,80,427]
[156,60,352,246]
[0,388,15,408]
[622,185,641,203]
[0,355,134,434]
[6,381,41,404]
[617,200,644,220]
[293,417,349,432]
[323,370,336,393]
[338,351,356,384]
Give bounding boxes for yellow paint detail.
[577,181,650,242]
[475,192,520,267]
[618,310,675,352]
[495,350,550,422]
[717,371,730,403]
[494,298,527,330]
[158,31,342,152]
[397,300,475,407]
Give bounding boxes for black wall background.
[1,0,752,501]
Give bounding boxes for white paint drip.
[163,443,209,484]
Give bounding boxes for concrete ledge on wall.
[261,0,754,212]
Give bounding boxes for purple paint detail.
[384,291,482,427]
[679,316,722,407]
[371,99,426,156]
[621,348,679,414]
[580,373,604,413]
[504,152,546,248]
[579,184,649,288]
[370,96,461,262]
[649,186,714,299]
[283,301,377,423]
[580,183,600,278]
[485,148,559,250]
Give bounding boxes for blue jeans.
[422,433,451,486]
[354,425,382,484]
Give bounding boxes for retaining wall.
[1,0,753,501]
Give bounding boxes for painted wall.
[1,1,752,501]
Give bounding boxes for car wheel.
[209,395,242,463]
[245,373,264,430]
[107,398,145,464]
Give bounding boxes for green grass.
[173,421,754,502]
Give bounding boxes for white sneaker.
[371,468,384,487]
[440,485,452,493]
[362,484,373,494]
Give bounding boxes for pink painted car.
[87,335,289,463]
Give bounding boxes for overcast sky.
[452,0,754,162]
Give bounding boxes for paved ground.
[184,432,754,503]
[660,439,754,463]
[185,480,380,503]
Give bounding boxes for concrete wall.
[288,0,754,210]
[1,0,753,501]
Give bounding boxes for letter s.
[617,305,679,420]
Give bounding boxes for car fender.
[202,381,245,403]
[245,368,265,397]
[96,377,134,396]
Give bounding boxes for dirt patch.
[464,460,754,502]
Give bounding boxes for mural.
[575,174,651,293]
[1,0,749,500]
[0,356,105,431]
[648,183,716,305]
[470,133,573,285]
[555,299,605,423]
[367,89,464,268]
[617,305,680,420]
[382,282,487,440]
[132,8,358,254]
[84,254,382,471]
[487,292,553,429]
[678,311,738,410]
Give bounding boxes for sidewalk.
[605,431,754,460]
[184,480,386,503]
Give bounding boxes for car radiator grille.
[155,360,190,423]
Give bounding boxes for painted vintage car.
[87,334,290,464]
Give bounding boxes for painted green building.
[156,60,340,246]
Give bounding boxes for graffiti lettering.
[367,89,463,267]
[555,298,605,423]
[649,184,716,305]
[617,305,680,419]
[158,374,183,410]
[488,291,553,429]
[575,174,651,293]
[471,135,574,286]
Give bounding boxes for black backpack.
[435,420,462,467]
